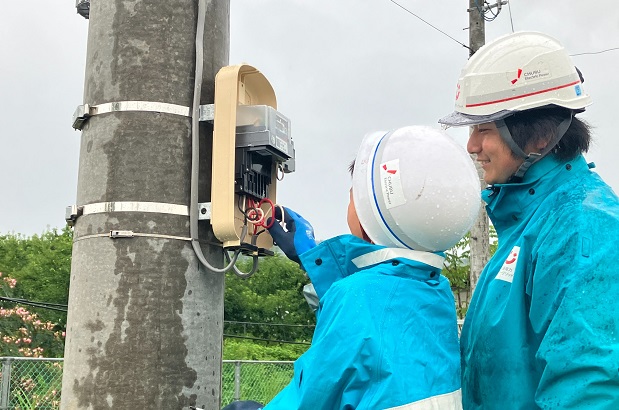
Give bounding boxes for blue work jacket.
[265,235,462,410]
[461,155,619,409]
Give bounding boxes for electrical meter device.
[235,105,294,200]
[211,64,295,254]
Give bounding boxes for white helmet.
[439,31,591,127]
[352,126,480,252]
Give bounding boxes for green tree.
[0,223,503,358]
[222,338,308,361]
[443,226,498,318]
[0,227,72,327]
[443,234,472,318]
[224,255,315,345]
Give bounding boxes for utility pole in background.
[467,0,490,297]
[62,1,229,409]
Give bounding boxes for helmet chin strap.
[495,113,573,183]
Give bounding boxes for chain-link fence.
[222,360,293,407]
[0,357,63,410]
[2,321,465,409]
[0,357,293,409]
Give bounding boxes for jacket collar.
[351,248,444,270]
[482,154,591,230]
[300,234,445,301]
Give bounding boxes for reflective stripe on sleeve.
[385,389,462,410]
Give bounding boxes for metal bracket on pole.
[110,230,135,239]
[71,104,90,131]
[467,0,507,12]
[198,202,212,220]
[76,0,90,19]
[65,205,84,227]
[72,101,192,130]
[198,104,215,122]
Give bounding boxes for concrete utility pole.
[61,1,229,409]
[467,0,491,297]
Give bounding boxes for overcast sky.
[2,1,618,241]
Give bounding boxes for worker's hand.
[267,206,316,264]
[220,400,264,410]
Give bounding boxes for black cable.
[0,296,68,312]
[473,0,486,20]
[389,0,471,51]
[224,333,311,345]
[244,207,261,222]
[483,0,499,21]
[474,0,500,22]
[0,297,317,329]
[237,194,246,216]
[225,320,315,328]
[2,296,312,345]
[570,47,619,57]
[507,0,515,32]
[10,298,67,308]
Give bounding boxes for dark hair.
[504,106,592,161]
[348,159,355,176]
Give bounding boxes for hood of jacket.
[299,234,445,301]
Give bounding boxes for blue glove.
[267,206,316,264]
[220,401,264,410]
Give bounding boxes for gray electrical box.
[233,105,295,200]
[235,105,294,162]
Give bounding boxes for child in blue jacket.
[262,125,481,409]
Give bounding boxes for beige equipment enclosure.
[211,64,288,252]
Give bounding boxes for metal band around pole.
[82,201,189,217]
[72,101,192,130]
[73,232,193,243]
[92,101,191,117]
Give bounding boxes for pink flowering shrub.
[0,272,65,357]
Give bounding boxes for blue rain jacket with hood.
[461,154,619,409]
[264,234,462,410]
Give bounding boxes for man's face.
[467,122,524,184]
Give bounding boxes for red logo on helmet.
[455,83,461,100]
[382,164,397,175]
[511,68,523,85]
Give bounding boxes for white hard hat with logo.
[439,31,591,127]
[352,126,480,252]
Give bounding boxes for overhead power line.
[225,320,315,328]
[0,296,316,329]
[570,47,619,57]
[224,333,311,346]
[507,0,515,32]
[1,297,314,345]
[389,0,471,51]
[0,296,68,312]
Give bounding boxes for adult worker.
[439,31,619,409]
